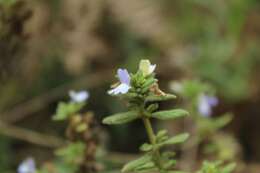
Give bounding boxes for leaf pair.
[103,109,188,125]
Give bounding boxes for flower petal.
[149,64,156,74]
[108,83,131,95]
[69,90,89,103]
[198,94,214,117]
[18,158,36,173]
[198,98,211,117]
[117,69,131,85]
[206,96,218,106]
[139,59,156,76]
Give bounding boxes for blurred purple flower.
[108,69,131,95]
[198,94,218,117]
[18,158,36,173]
[69,90,89,103]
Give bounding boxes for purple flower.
[198,94,218,117]
[18,158,36,173]
[108,69,131,95]
[69,90,89,103]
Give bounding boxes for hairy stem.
[142,117,163,171]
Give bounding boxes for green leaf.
[213,114,233,130]
[163,160,177,170]
[222,163,236,173]
[157,133,189,148]
[156,130,169,143]
[53,102,85,121]
[145,94,176,102]
[140,143,153,152]
[151,109,189,120]
[146,103,159,113]
[141,78,157,92]
[134,161,156,172]
[122,154,152,173]
[102,111,139,125]
[55,142,85,164]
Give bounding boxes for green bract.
[103,59,189,173]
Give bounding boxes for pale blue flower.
[108,69,131,95]
[18,158,36,173]
[69,90,89,103]
[198,94,218,117]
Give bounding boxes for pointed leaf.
[222,163,236,173]
[140,143,153,152]
[122,154,152,173]
[157,133,189,148]
[134,161,156,172]
[146,94,176,102]
[102,111,139,125]
[151,109,188,120]
[213,114,233,130]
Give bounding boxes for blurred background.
[0,0,260,172]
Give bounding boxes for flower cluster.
[108,60,156,95]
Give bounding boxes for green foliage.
[145,94,176,102]
[103,60,189,173]
[197,114,233,138]
[122,154,153,173]
[172,0,257,102]
[55,142,85,164]
[53,102,85,121]
[196,161,236,173]
[151,109,189,120]
[0,0,17,6]
[102,111,139,125]
[171,79,238,165]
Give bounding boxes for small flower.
[69,90,89,103]
[108,68,131,95]
[139,59,156,76]
[198,94,218,117]
[18,158,36,173]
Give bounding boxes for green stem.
[142,117,163,170]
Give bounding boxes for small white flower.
[69,90,89,103]
[198,94,218,117]
[139,59,156,76]
[18,158,36,173]
[108,69,131,95]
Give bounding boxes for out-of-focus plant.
[50,90,100,173]
[103,59,189,173]
[165,0,259,102]
[196,161,236,173]
[17,90,101,173]
[170,80,239,163]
